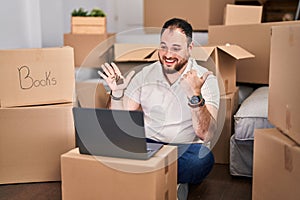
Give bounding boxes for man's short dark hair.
[161,18,193,45]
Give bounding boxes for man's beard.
[159,56,188,74]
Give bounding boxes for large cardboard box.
[208,20,300,84]
[268,24,300,145]
[61,146,177,200]
[144,0,235,31]
[192,45,254,95]
[223,4,263,25]
[0,103,75,184]
[71,17,107,34]
[252,128,300,200]
[212,87,239,164]
[0,47,75,108]
[64,33,115,67]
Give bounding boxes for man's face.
[158,28,192,74]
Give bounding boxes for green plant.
[88,8,106,17]
[71,8,88,16]
[71,7,106,17]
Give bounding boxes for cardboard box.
[144,0,235,31]
[268,24,300,145]
[114,43,158,62]
[192,45,254,95]
[0,103,75,184]
[61,146,177,200]
[223,4,263,25]
[64,33,115,67]
[252,128,300,200]
[76,80,109,108]
[212,87,239,164]
[208,20,300,84]
[0,47,75,108]
[71,17,106,34]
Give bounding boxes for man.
[99,18,220,199]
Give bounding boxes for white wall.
[0,0,206,49]
[0,0,42,49]
[0,0,144,49]
[40,0,63,47]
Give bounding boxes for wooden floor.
[0,164,252,200]
[188,164,252,200]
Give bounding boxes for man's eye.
[171,47,181,52]
[160,46,167,50]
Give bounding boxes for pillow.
[234,86,274,140]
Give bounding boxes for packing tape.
[286,105,291,132]
[284,145,293,172]
[289,26,295,47]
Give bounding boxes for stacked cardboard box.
[144,0,235,31]
[0,47,76,184]
[252,24,300,199]
[61,145,178,200]
[208,20,300,84]
[223,4,263,25]
[64,33,115,68]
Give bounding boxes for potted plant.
[71,7,107,34]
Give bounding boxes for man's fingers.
[98,70,107,80]
[124,71,135,83]
[201,71,213,82]
[110,62,122,76]
[101,63,113,77]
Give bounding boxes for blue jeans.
[147,138,215,184]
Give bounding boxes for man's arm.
[190,104,218,142]
[109,91,141,110]
[180,69,219,142]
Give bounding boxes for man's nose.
[165,49,174,57]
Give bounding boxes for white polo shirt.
[124,58,220,144]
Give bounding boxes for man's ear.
[188,41,194,55]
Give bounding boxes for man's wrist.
[188,93,205,108]
[110,90,124,100]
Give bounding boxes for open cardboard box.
[114,43,158,62]
[268,24,300,145]
[208,20,300,84]
[192,44,254,95]
[112,43,159,75]
[0,47,75,108]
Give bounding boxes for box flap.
[191,46,215,61]
[114,43,158,62]
[217,44,255,60]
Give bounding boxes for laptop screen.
[73,107,157,159]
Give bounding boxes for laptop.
[72,107,163,160]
